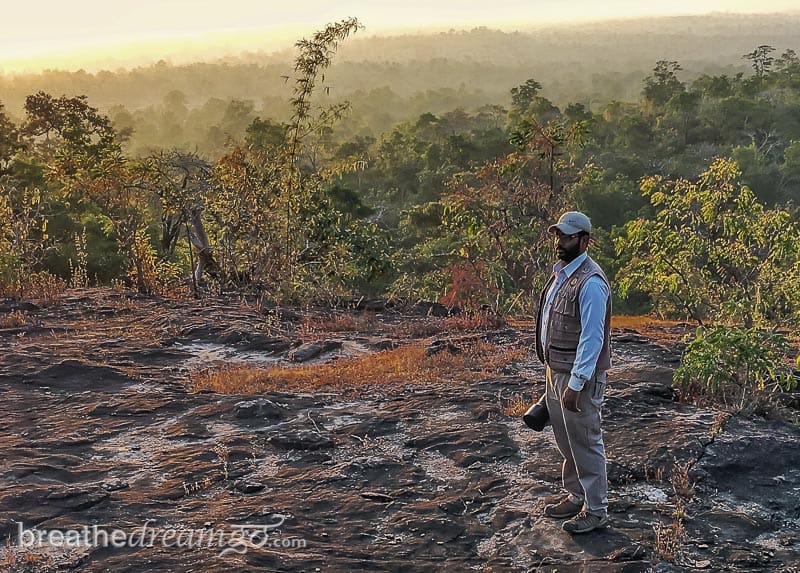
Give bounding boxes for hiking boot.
[562,511,608,534]
[543,497,584,519]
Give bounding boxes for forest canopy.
[0,15,799,325]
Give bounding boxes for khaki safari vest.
[535,256,612,374]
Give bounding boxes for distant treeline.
[1,14,799,157]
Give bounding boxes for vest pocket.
[547,346,577,373]
[553,293,577,317]
[592,377,606,400]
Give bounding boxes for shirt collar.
[552,251,588,278]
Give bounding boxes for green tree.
[510,79,543,116]
[22,92,162,290]
[780,140,800,201]
[0,102,24,176]
[674,324,796,411]
[509,78,560,125]
[200,18,391,300]
[617,157,800,327]
[642,61,685,108]
[743,45,775,78]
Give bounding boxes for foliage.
[0,185,56,297]
[618,156,800,410]
[127,229,183,295]
[136,150,212,254]
[616,157,800,327]
[20,92,160,290]
[196,18,391,300]
[674,324,797,412]
[0,103,24,175]
[4,30,800,319]
[391,109,582,312]
[642,61,685,108]
[68,227,89,288]
[743,45,776,78]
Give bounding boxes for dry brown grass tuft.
[476,341,527,371]
[671,460,696,499]
[391,313,506,338]
[710,412,730,437]
[653,519,685,562]
[188,341,520,395]
[0,272,65,303]
[644,464,665,483]
[503,395,528,417]
[0,310,27,328]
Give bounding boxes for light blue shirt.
[540,251,610,391]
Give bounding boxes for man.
[535,211,611,534]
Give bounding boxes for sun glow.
[1,0,797,74]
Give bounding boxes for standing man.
[535,211,612,534]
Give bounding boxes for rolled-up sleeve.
[568,276,610,391]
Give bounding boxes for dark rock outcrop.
[0,290,797,572]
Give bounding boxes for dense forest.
[1,14,799,407]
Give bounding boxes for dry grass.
[391,313,506,338]
[611,315,681,329]
[0,272,66,303]
[188,341,519,395]
[612,314,696,343]
[182,476,214,496]
[0,310,27,328]
[0,537,53,573]
[103,295,136,312]
[0,540,12,569]
[644,465,665,483]
[299,313,381,340]
[710,412,730,437]
[478,342,527,371]
[503,395,528,417]
[653,519,685,562]
[671,460,696,499]
[389,320,448,338]
[445,313,507,330]
[671,498,688,521]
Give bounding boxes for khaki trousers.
[545,366,608,516]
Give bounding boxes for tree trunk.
[187,206,217,283]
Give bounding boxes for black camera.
[523,395,550,431]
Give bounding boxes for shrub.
[674,324,797,412]
[127,229,183,295]
[617,158,800,327]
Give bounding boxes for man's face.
[553,230,585,262]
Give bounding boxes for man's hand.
[561,387,581,413]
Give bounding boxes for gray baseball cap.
[548,211,591,235]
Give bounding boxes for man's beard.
[556,242,581,262]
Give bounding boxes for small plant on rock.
[674,324,796,412]
[671,460,696,499]
[653,519,685,563]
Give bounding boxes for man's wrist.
[568,375,585,392]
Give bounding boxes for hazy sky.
[1,0,798,73]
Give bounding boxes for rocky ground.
[0,288,798,572]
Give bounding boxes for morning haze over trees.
[1,13,799,410]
